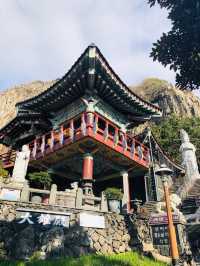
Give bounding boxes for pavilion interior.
[27,136,148,204]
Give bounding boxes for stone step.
[143,201,158,213]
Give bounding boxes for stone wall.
[0,201,153,260]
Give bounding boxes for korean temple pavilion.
[0,44,184,211]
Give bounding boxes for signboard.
[80,213,105,228]
[151,225,169,245]
[16,208,71,228]
[0,188,21,201]
[151,224,180,246]
[149,214,179,225]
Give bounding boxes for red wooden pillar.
[82,153,94,195]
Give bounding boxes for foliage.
[0,161,8,179]
[0,252,166,266]
[148,0,200,90]
[28,171,52,189]
[104,187,123,200]
[151,115,200,164]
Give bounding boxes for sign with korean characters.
[151,224,180,246]
[149,214,180,246]
[149,214,179,225]
[16,208,71,228]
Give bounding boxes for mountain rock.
[130,78,200,117]
[0,80,55,154]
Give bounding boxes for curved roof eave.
[16,44,162,116]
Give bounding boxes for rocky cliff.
[130,78,200,117]
[0,81,55,154]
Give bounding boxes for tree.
[151,115,200,165]
[148,0,200,90]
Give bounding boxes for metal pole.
[148,129,159,201]
[163,178,179,266]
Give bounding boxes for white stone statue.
[70,181,78,191]
[170,193,182,214]
[155,194,181,214]
[179,129,200,183]
[155,201,165,214]
[12,145,30,183]
[65,182,79,193]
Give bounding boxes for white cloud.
[0,0,175,90]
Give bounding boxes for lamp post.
[155,164,179,266]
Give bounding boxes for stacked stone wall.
[0,201,152,260]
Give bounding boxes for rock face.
[0,80,55,154]
[130,78,200,117]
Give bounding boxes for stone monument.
[179,129,200,183]
[12,145,30,183]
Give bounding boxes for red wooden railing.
[28,112,150,168]
[0,150,16,168]
[0,112,150,168]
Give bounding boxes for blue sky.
[0,0,175,92]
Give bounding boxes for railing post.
[93,114,98,135]
[32,139,37,158]
[41,135,45,155]
[20,182,30,202]
[104,121,109,141]
[138,145,143,160]
[49,184,57,205]
[69,119,74,141]
[130,139,135,158]
[113,128,119,147]
[60,125,64,145]
[81,113,86,136]
[122,133,127,152]
[100,191,108,212]
[50,130,54,150]
[75,188,83,208]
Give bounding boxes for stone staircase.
[187,179,200,197]
[143,201,158,213]
[170,177,185,195]
[180,179,200,215]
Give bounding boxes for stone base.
[0,201,152,260]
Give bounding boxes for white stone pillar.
[121,171,131,213]
[12,145,30,183]
[179,129,200,183]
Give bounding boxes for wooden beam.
[95,172,120,182]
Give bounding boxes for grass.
[0,252,166,266]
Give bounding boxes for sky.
[0,0,176,92]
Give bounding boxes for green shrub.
[28,171,52,189]
[104,187,123,200]
[0,161,9,181]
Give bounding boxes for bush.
[28,171,52,189]
[0,161,9,181]
[104,187,123,200]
